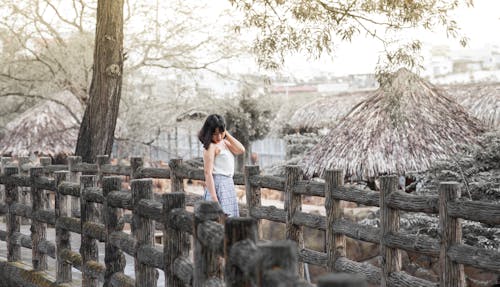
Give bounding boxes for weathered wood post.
[380,175,401,286]
[325,169,347,272]
[193,201,224,287]
[317,273,368,287]
[244,165,261,237]
[80,175,99,287]
[439,182,465,287]
[163,192,189,287]
[131,178,158,287]
[130,157,144,180]
[5,166,21,262]
[103,176,126,287]
[68,156,82,218]
[18,156,31,224]
[96,155,110,186]
[258,240,299,285]
[30,167,48,271]
[284,165,304,277]
[40,157,52,209]
[169,158,184,193]
[224,217,258,287]
[1,157,12,203]
[55,170,72,283]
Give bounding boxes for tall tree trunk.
[75,0,124,163]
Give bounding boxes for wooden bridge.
[0,155,499,286]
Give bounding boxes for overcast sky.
[261,0,500,78]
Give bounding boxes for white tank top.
[213,142,235,177]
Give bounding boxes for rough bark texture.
[55,171,72,283]
[244,166,262,237]
[75,0,124,163]
[169,159,185,192]
[439,182,465,287]
[68,156,81,218]
[103,176,126,287]
[131,179,158,287]
[164,192,188,287]
[5,166,21,262]
[30,167,47,271]
[380,176,401,287]
[80,175,99,287]
[284,166,304,277]
[325,169,346,272]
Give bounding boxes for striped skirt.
[203,174,239,217]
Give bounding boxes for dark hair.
[198,114,226,150]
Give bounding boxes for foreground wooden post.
[380,176,401,286]
[103,176,126,287]
[284,165,304,277]
[317,273,368,287]
[68,156,82,218]
[193,201,224,287]
[130,157,144,180]
[30,167,47,271]
[0,157,12,203]
[224,217,258,287]
[169,158,184,192]
[55,171,72,283]
[40,157,52,209]
[163,192,188,287]
[5,166,21,262]
[258,240,299,285]
[325,169,347,272]
[96,155,110,186]
[131,179,157,287]
[439,182,465,287]
[81,175,99,287]
[244,165,261,237]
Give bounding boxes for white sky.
[262,0,500,78]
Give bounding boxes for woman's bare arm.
[224,131,245,155]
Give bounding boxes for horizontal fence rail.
[0,155,498,287]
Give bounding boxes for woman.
[198,114,245,217]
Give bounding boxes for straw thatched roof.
[301,68,486,179]
[287,91,371,132]
[0,91,83,156]
[441,83,500,130]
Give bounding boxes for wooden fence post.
[40,157,52,209]
[18,156,31,225]
[131,178,158,287]
[193,201,224,287]
[103,176,126,287]
[163,192,188,287]
[169,159,184,193]
[97,155,110,186]
[68,156,82,218]
[224,217,258,287]
[284,165,304,277]
[380,175,401,286]
[80,175,99,287]
[130,157,143,180]
[1,157,12,203]
[317,273,368,287]
[30,167,47,271]
[5,166,20,262]
[258,240,299,285]
[439,182,465,287]
[325,169,347,272]
[55,170,72,283]
[244,165,261,237]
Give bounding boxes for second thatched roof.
[441,83,500,130]
[301,68,486,179]
[0,91,82,156]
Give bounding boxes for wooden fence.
[0,155,499,286]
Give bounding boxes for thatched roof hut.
[301,68,486,179]
[0,91,83,156]
[441,83,500,130]
[287,91,371,133]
